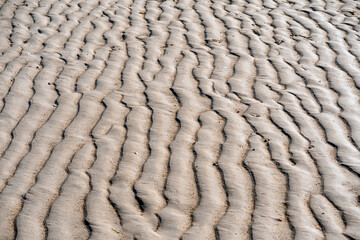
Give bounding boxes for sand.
[0,0,359,239]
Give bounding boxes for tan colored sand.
[0,0,360,239]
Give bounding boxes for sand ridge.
[0,0,360,239]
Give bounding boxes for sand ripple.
[0,0,359,239]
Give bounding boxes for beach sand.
[0,0,359,239]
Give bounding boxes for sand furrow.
[281,91,360,239]
[0,0,70,85]
[0,3,125,236]
[238,5,338,239]
[268,7,360,238]
[0,54,60,192]
[235,8,298,239]
[181,111,227,240]
[1,0,360,239]
[45,44,128,238]
[252,5,332,238]
[133,0,182,229]
[243,133,292,240]
[304,9,360,149]
[310,194,348,240]
[138,0,170,83]
[0,0,96,184]
[279,9,360,179]
[14,79,117,239]
[156,50,208,239]
[107,1,158,239]
[213,98,254,240]
[51,5,133,237]
[0,0,36,72]
[0,0,115,178]
[0,56,40,154]
[45,143,95,240]
[108,106,155,239]
[213,3,258,239]
[0,0,26,54]
[0,91,80,239]
[84,96,128,240]
[180,1,233,237]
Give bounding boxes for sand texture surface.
[0,0,360,239]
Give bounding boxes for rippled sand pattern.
[0,0,360,239]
